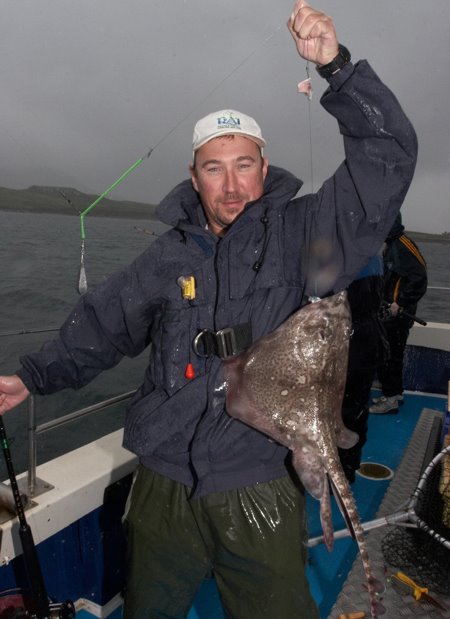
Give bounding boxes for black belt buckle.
[193,323,252,360]
[215,327,238,360]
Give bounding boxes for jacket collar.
[156,165,303,228]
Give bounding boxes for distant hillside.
[1,186,449,243]
[0,185,158,220]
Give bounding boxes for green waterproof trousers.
[123,466,319,619]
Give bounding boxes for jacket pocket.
[151,303,208,395]
[227,224,283,300]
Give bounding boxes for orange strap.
[399,235,427,270]
[393,277,401,302]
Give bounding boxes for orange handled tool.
[393,571,447,611]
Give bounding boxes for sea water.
[0,210,166,478]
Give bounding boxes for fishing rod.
[379,301,427,326]
[0,327,59,338]
[0,417,75,618]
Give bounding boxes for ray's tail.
[326,457,386,618]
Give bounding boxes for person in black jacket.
[339,255,388,482]
[0,4,418,618]
[370,213,427,414]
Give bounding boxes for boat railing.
[25,389,135,498]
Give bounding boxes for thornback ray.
[225,291,386,618]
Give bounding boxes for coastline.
[0,204,159,221]
[0,184,158,221]
[0,185,448,239]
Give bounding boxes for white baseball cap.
[192,109,266,153]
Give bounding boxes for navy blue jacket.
[18,60,418,496]
[383,216,427,319]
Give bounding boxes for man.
[370,213,427,414]
[0,2,417,617]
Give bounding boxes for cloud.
[1,0,449,233]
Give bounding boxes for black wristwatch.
[316,44,351,79]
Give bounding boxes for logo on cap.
[217,112,242,130]
[192,108,266,153]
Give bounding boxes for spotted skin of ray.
[225,291,385,618]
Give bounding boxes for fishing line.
[76,150,152,295]
[58,190,82,215]
[297,38,320,301]
[0,327,59,338]
[76,23,283,295]
[295,36,315,194]
[146,25,283,156]
[305,60,315,194]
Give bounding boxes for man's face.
[190,135,268,236]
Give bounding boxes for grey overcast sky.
[1,0,449,233]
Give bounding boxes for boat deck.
[328,405,450,618]
[306,390,449,619]
[2,390,447,618]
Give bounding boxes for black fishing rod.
[0,417,75,618]
[0,327,59,338]
[380,301,427,326]
[398,307,427,326]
